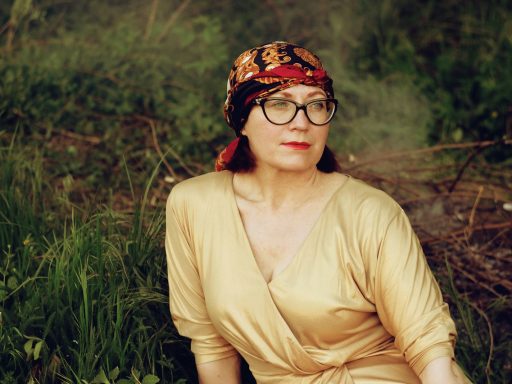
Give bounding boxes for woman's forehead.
[272,85,327,99]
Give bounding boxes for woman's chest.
[241,209,320,282]
[201,214,378,345]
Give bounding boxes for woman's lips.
[282,141,311,150]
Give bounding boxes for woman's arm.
[197,354,241,384]
[373,208,460,375]
[419,356,469,384]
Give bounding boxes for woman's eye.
[309,101,326,111]
[267,100,290,109]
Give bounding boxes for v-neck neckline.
[227,172,351,286]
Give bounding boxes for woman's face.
[241,84,331,173]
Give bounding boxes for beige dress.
[165,171,458,383]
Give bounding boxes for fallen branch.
[421,221,512,245]
[345,139,512,171]
[448,146,486,193]
[446,256,504,298]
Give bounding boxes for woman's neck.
[233,167,324,211]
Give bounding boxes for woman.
[165,41,470,383]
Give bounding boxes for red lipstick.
[282,141,311,150]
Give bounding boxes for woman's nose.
[289,108,309,129]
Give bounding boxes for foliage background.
[0,0,511,383]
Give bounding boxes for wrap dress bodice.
[165,171,459,383]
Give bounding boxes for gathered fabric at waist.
[252,349,420,384]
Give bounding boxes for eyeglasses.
[253,97,338,125]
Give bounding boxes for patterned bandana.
[215,41,334,171]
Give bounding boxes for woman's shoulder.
[167,171,232,210]
[172,171,230,193]
[333,174,403,219]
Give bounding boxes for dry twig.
[57,129,101,144]
[156,0,191,43]
[147,119,179,181]
[345,139,512,171]
[144,0,160,41]
[465,185,485,240]
[448,146,485,192]
[468,301,494,381]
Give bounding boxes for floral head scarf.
[216,41,334,171]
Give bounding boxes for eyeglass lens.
[262,99,336,125]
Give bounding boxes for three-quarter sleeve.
[165,189,237,364]
[374,208,457,376]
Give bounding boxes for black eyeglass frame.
[253,97,338,126]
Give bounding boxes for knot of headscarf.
[216,41,334,171]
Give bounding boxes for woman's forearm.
[419,356,468,384]
[197,354,241,384]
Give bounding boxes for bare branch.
[156,0,191,43]
[144,0,159,41]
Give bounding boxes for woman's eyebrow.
[274,90,326,98]
[306,90,327,97]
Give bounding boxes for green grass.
[0,143,191,383]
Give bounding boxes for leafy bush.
[1,0,229,193]
[327,0,512,157]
